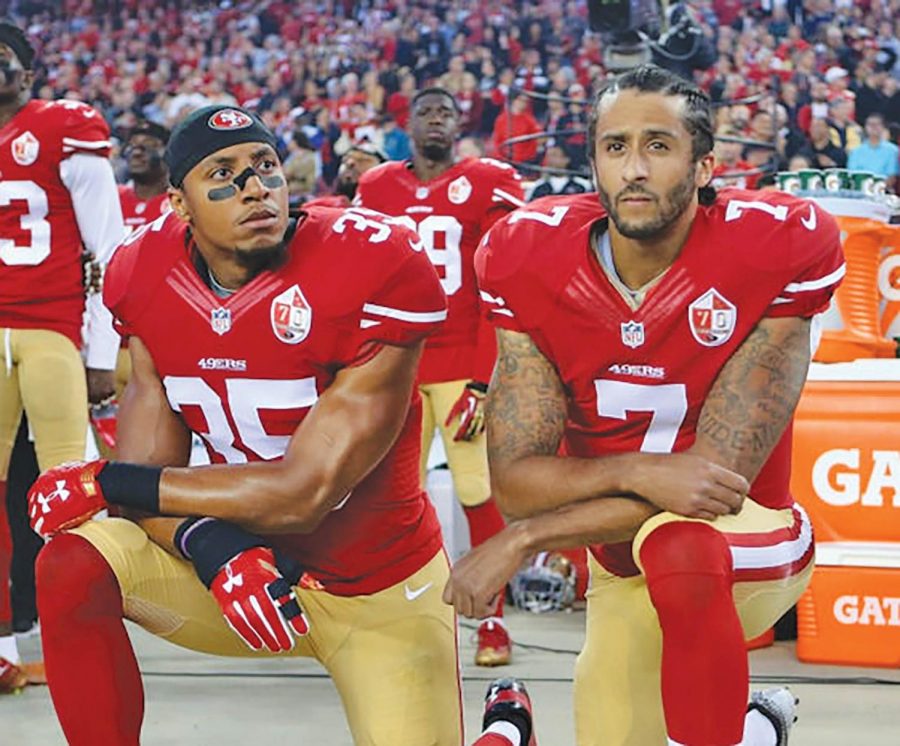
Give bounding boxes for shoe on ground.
[748,687,798,746]
[0,658,46,693]
[483,677,536,746]
[475,617,511,667]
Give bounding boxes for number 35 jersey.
[104,207,448,595]
[477,190,844,567]
[0,99,112,345]
[357,157,524,383]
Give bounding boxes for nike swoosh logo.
[404,581,433,601]
[800,205,817,231]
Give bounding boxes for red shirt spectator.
[492,92,541,164]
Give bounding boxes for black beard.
[597,171,696,240]
[233,240,288,276]
[421,142,452,162]
[334,178,357,199]
[131,166,166,186]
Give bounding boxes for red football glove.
[209,546,310,653]
[27,460,109,539]
[444,382,487,442]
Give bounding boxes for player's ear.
[694,153,715,190]
[168,187,191,224]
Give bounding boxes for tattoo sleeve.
[694,315,811,481]
[486,329,567,469]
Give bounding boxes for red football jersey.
[357,157,525,383]
[303,194,350,209]
[477,190,845,576]
[104,207,448,595]
[118,184,170,234]
[0,99,112,346]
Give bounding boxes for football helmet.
[511,551,577,613]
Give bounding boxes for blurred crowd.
[3,0,898,199]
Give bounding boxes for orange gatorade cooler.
[796,543,900,667]
[812,197,896,362]
[791,360,900,544]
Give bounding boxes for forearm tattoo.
[486,330,567,466]
[696,317,811,480]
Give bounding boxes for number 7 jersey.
[477,190,845,516]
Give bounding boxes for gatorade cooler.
[791,360,900,544]
[812,197,897,362]
[796,543,900,667]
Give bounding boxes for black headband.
[165,105,279,187]
[0,22,35,70]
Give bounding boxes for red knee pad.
[36,533,121,623]
[639,521,733,582]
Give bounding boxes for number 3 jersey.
[477,190,845,574]
[356,157,524,383]
[103,207,449,595]
[0,99,112,346]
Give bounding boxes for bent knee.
[638,521,732,579]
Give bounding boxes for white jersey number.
[724,199,788,223]
[594,379,688,453]
[0,180,52,266]
[164,376,318,463]
[393,215,463,296]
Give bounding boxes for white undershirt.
[59,154,127,370]
[593,228,669,311]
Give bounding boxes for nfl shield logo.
[688,288,737,347]
[271,284,312,345]
[11,131,39,166]
[210,307,232,336]
[447,175,472,205]
[620,320,645,349]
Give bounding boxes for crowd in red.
[5,0,899,193]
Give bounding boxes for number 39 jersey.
[104,207,448,595]
[0,99,112,346]
[356,157,524,383]
[477,190,845,572]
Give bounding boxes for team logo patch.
[620,320,645,349]
[688,288,737,347]
[11,131,39,166]
[208,109,253,131]
[210,307,232,336]
[447,175,472,205]
[271,284,312,344]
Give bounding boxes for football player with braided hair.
[445,64,844,746]
[27,105,463,744]
[357,86,526,666]
[0,19,125,692]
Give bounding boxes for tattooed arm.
[690,315,812,482]
[487,329,746,523]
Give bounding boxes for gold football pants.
[70,518,463,746]
[574,501,814,746]
[419,380,490,508]
[0,328,87,477]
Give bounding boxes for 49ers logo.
[208,109,253,131]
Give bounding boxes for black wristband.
[466,380,489,394]
[96,462,162,514]
[173,517,267,588]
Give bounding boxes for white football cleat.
[748,687,798,746]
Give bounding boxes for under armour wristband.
[96,462,162,514]
[173,517,266,587]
